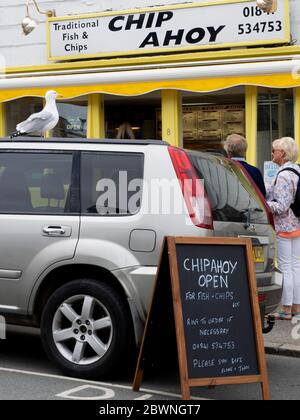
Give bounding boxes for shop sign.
[47,0,290,61]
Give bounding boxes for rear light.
[233,160,275,229]
[168,146,213,229]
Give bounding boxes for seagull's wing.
[17,110,54,133]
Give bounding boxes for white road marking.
[56,384,115,400]
[0,366,199,399]
[134,394,153,400]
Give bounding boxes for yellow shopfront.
[0,0,299,172]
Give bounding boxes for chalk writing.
[176,243,259,379]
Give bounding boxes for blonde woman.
[267,137,300,320]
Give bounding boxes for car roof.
[0,137,169,146]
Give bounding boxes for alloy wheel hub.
[52,294,113,365]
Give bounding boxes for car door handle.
[42,226,72,237]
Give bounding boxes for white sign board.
[264,161,279,190]
[47,0,290,61]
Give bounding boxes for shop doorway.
[104,92,161,140]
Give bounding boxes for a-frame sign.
[133,236,270,400]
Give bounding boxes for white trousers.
[277,235,300,306]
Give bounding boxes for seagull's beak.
[56,94,63,99]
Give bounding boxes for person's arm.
[267,174,294,215]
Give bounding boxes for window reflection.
[53,100,87,138]
[0,152,73,214]
[189,152,267,224]
[81,152,144,215]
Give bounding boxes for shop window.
[5,97,88,139]
[181,87,245,152]
[257,88,294,172]
[52,99,87,138]
[5,97,43,137]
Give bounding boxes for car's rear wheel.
[40,278,134,379]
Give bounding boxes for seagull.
[10,90,61,138]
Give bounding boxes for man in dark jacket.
[224,134,266,197]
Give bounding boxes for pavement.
[264,316,300,358]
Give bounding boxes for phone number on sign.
[238,21,282,35]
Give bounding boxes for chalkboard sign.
[177,242,259,379]
[133,237,270,400]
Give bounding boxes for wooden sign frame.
[133,236,270,400]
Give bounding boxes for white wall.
[290,0,300,45]
[0,0,299,68]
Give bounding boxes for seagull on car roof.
[10,90,61,139]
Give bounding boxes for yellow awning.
[1,59,300,101]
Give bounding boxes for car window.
[81,152,144,215]
[188,152,268,224]
[0,152,73,214]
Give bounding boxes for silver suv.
[0,138,281,379]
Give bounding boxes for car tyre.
[40,278,134,379]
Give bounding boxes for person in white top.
[267,137,300,320]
